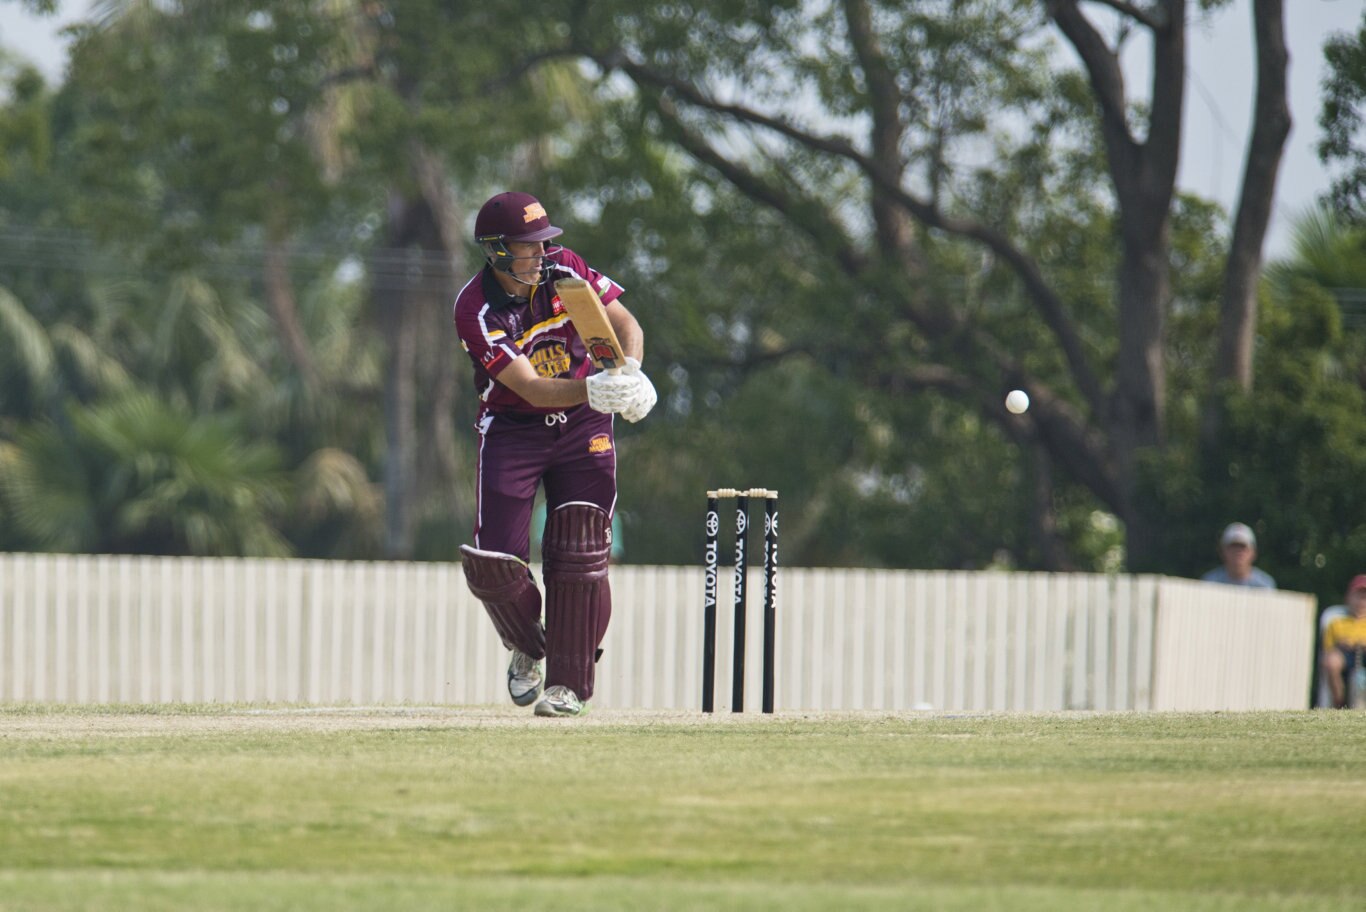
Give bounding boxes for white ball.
[1005,389,1029,414]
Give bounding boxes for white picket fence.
[0,553,1316,711]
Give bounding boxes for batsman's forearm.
[517,378,589,408]
[606,301,645,362]
[494,356,592,407]
[616,321,643,361]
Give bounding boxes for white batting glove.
[586,369,640,414]
[620,358,657,423]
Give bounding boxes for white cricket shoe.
[534,685,585,717]
[507,650,543,707]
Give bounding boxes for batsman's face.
[505,241,547,285]
[1349,588,1366,617]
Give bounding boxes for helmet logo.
[523,203,547,223]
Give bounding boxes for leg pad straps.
[460,545,545,658]
[542,503,612,700]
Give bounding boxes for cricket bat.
[555,278,625,373]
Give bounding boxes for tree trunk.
[1211,0,1290,392]
[1111,236,1170,571]
[381,284,417,559]
[375,153,470,559]
[376,190,418,559]
[407,143,465,511]
[1051,0,1185,570]
[1029,444,1074,571]
[842,0,917,263]
[262,236,319,392]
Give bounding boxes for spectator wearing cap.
[1200,522,1276,589]
[1321,575,1366,708]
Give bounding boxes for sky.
[0,0,1361,259]
[1141,0,1361,258]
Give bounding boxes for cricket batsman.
[452,191,656,717]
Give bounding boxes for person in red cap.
[452,191,656,718]
[1321,575,1366,708]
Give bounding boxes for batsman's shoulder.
[545,246,590,278]
[546,249,624,306]
[452,279,488,322]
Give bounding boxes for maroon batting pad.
[542,503,612,700]
[460,545,545,658]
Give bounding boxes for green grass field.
[2,706,1363,911]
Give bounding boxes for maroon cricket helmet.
[474,191,563,244]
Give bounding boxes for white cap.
[1220,522,1256,548]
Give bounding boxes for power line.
[0,225,473,290]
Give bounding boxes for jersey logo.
[588,434,613,455]
[529,341,570,378]
[550,294,565,316]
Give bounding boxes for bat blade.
[555,278,625,372]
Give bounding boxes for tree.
[1146,208,1366,606]
[1319,6,1366,224]
[0,393,291,556]
[7,1,1342,574]
[56,1,598,559]
[551,0,1288,570]
[0,6,387,559]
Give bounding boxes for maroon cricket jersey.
[453,248,624,417]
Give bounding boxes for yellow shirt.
[1322,615,1366,652]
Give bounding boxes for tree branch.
[319,64,376,90]
[651,94,867,279]
[1083,0,1165,31]
[479,49,583,96]
[1047,0,1137,162]
[612,57,1107,418]
[647,104,1120,502]
[1143,0,1187,185]
[842,0,916,259]
[1213,0,1289,391]
[887,363,1122,510]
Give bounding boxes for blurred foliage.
[0,392,289,555]
[0,0,1362,608]
[1319,6,1366,224]
[1143,211,1366,608]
